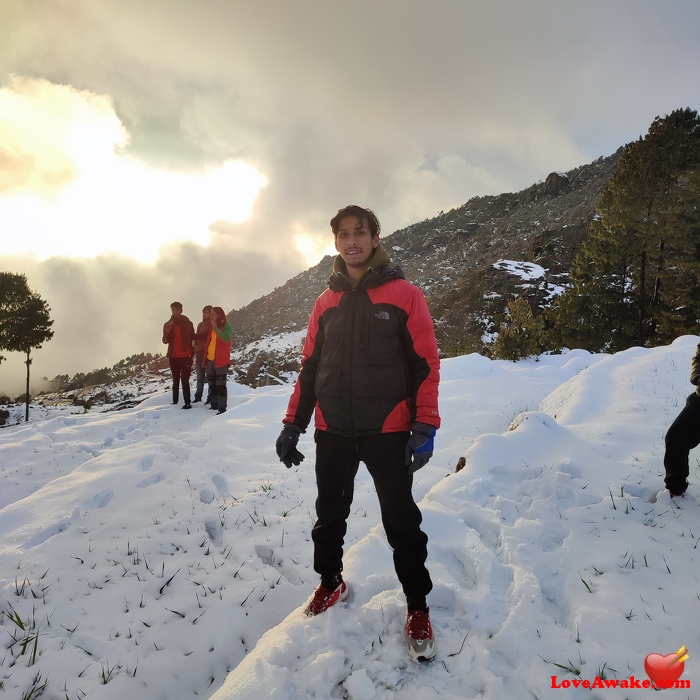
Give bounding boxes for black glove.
[276,425,305,468]
[405,422,436,475]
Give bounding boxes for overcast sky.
[1,0,699,394]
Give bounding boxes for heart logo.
[644,650,686,687]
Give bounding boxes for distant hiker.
[193,305,212,404]
[664,339,700,497]
[276,205,440,662]
[162,301,195,409]
[205,306,233,415]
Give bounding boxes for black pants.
[169,357,192,404]
[312,430,432,600]
[205,360,228,411]
[664,391,700,495]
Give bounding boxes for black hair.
[330,205,380,238]
[170,301,183,310]
[212,306,227,329]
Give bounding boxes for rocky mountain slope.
[228,149,622,385]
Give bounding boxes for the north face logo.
[375,311,390,320]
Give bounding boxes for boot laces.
[407,609,433,640]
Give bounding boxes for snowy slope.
[1,338,698,699]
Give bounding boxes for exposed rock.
[544,171,571,197]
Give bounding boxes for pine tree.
[492,297,544,361]
[555,109,700,351]
[652,168,700,342]
[0,273,54,421]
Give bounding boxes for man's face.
[334,216,379,270]
[171,306,183,318]
[202,309,211,322]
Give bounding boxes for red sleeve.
[367,280,440,429]
[404,285,441,429]
[283,290,337,430]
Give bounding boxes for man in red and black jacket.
[162,301,195,409]
[276,205,440,662]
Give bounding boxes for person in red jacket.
[204,306,233,415]
[162,301,195,409]
[276,205,440,662]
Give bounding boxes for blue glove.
[405,422,436,474]
[276,425,305,468]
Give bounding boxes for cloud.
[0,242,299,395]
[7,3,696,264]
[0,77,268,261]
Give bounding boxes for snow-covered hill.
[1,338,698,699]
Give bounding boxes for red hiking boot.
[406,608,436,662]
[304,579,349,616]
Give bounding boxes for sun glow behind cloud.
[0,77,267,262]
[294,232,337,267]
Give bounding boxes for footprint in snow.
[211,474,228,495]
[489,559,514,598]
[21,521,71,550]
[255,544,274,566]
[137,454,154,471]
[138,473,166,488]
[81,489,114,510]
[431,545,478,591]
[79,444,102,458]
[623,482,659,503]
[203,515,223,547]
[200,488,215,504]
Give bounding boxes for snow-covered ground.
[492,259,565,301]
[1,371,171,427]
[493,260,547,281]
[1,337,699,699]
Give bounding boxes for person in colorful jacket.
[204,306,232,415]
[664,339,700,497]
[162,301,195,409]
[275,205,440,662]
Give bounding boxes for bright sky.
[0,77,268,262]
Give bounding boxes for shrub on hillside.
[492,298,545,361]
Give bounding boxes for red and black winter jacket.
[162,315,195,359]
[284,263,440,437]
